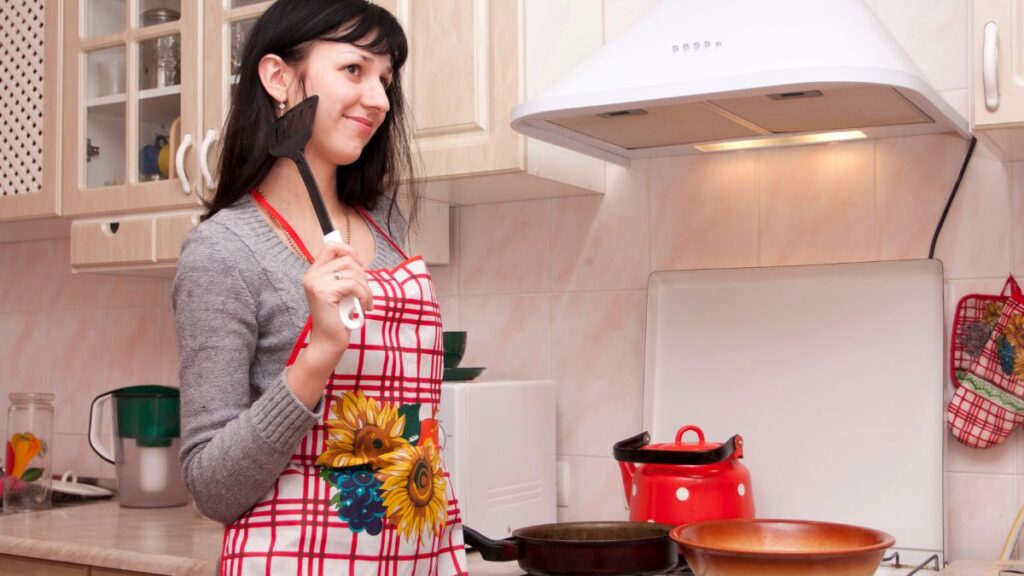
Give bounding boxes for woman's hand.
[288,242,373,408]
[305,241,374,357]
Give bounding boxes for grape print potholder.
[947,276,1024,448]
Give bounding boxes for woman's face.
[293,39,393,167]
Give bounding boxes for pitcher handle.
[88,393,115,464]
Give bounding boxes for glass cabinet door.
[201,0,271,202]
[64,0,200,216]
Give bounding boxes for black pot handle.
[613,431,743,465]
[462,525,519,562]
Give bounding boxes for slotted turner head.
[269,95,319,160]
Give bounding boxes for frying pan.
[462,521,679,576]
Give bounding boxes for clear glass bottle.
[3,393,54,513]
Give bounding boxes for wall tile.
[933,155,1011,279]
[0,312,55,396]
[758,141,877,266]
[650,151,758,271]
[102,307,166,390]
[438,296,460,332]
[550,162,649,291]
[877,135,970,260]
[458,294,549,381]
[459,200,549,295]
[947,433,1017,475]
[555,455,630,523]
[550,291,645,457]
[158,281,180,388]
[52,433,104,478]
[51,309,106,435]
[0,241,56,312]
[946,473,1016,560]
[874,0,969,92]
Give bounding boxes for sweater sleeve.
[173,224,322,524]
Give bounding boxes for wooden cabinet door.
[973,0,1024,128]
[62,0,203,216]
[91,569,158,576]
[0,0,62,222]
[201,0,273,204]
[0,555,88,576]
[381,0,524,180]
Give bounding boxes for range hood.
[511,0,970,166]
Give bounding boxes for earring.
[277,101,286,111]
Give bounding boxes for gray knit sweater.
[172,194,408,524]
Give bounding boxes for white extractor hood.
[511,0,970,166]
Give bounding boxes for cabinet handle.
[200,129,219,190]
[984,21,1000,112]
[176,133,194,195]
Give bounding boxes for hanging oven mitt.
[947,276,1024,448]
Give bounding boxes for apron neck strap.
[251,189,314,262]
[356,205,408,260]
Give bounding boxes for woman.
[172,1,467,574]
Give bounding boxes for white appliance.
[643,260,945,573]
[438,380,557,538]
[512,0,970,164]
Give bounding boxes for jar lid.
[9,392,54,404]
[142,7,180,24]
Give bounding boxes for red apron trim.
[355,205,408,260]
[251,189,411,266]
[251,189,315,262]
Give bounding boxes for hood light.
[695,130,868,153]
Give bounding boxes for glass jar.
[140,8,181,89]
[3,393,54,513]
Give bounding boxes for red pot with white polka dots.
[613,425,755,527]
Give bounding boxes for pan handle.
[461,525,518,562]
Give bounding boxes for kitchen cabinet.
[0,555,156,576]
[0,0,62,223]
[0,555,89,576]
[971,0,1024,159]
[62,0,204,217]
[70,209,201,273]
[376,0,607,204]
[67,0,601,269]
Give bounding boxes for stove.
[466,550,944,576]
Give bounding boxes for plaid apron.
[219,192,467,575]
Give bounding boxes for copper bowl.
[670,519,895,576]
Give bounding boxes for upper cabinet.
[374,0,607,205]
[0,0,62,223]
[971,0,1024,159]
[62,0,203,216]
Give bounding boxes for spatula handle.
[324,230,365,330]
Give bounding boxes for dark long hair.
[206,0,415,232]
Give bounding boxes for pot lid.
[644,425,720,452]
[613,426,742,466]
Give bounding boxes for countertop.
[0,501,1009,575]
[0,501,221,575]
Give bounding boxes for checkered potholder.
[947,276,1024,449]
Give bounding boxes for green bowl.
[443,331,467,369]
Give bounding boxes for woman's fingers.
[329,269,374,313]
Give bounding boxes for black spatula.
[269,95,364,329]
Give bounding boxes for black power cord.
[928,136,978,259]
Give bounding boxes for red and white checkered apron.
[219,192,467,575]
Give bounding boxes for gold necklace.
[259,189,353,259]
[343,203,352,245]
[264,205,306,260]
